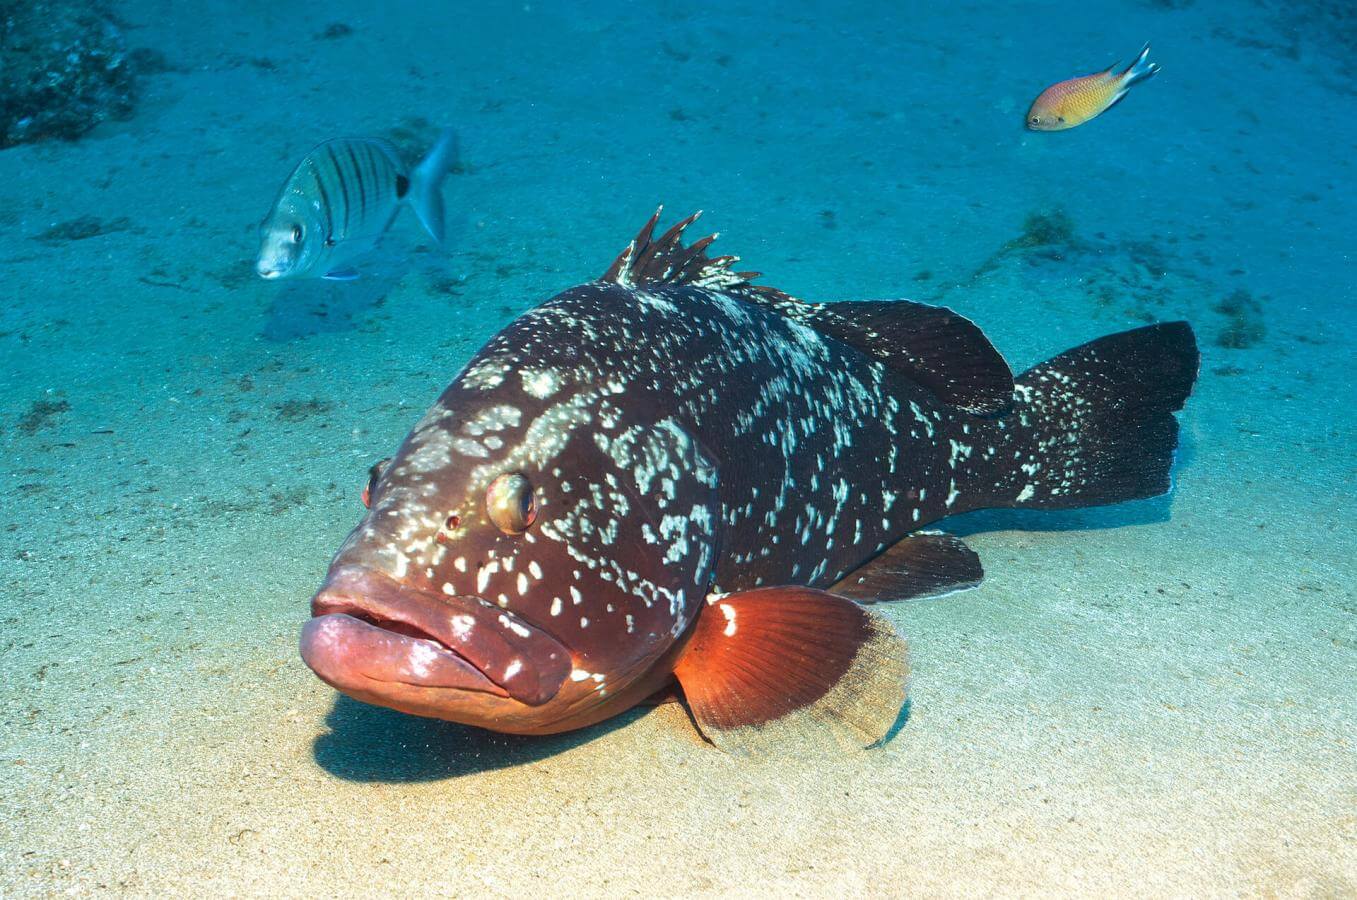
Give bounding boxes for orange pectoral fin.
[672,587,910,755]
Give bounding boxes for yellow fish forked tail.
[1111,43,1161,107]
[1027,43,1160,131]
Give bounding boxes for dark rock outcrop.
[0,1,138,148]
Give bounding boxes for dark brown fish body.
[301,211,1199,751]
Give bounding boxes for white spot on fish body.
[463,360,510,390]
[521,368,561,399]
[477,561,496,594]
[720,603,737,636]
[452,437,489,458]
[406,641,438,677]
[463,405,522,435]
[498,613,531,638]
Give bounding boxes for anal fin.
[829,531,983,603]
[672,587,909,754]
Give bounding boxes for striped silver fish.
[256,129,456,281]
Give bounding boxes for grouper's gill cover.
[301,208,1199,752]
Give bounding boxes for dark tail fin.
[987,322,1198,510]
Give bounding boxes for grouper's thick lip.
[300,566,571,706]
[301,612,510,699]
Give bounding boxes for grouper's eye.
[361,457,391,508]
[290,223,303,243]
[486,472,537,535]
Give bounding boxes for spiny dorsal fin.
[602,207,760,290]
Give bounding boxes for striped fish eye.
[486,473,537,535]
[290,224,303,243]
[361,457,391,508]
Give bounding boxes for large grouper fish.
[300,210,1199,753]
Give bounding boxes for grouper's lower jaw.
[299,564,578,730]
[301,613,510,699]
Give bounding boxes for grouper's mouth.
[300,565,572,708]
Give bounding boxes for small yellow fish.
[1026,44,1159,131]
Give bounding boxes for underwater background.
[2,0,1353,894]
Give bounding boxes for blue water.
[2,0,1353,893]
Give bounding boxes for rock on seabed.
[0,0,137,148]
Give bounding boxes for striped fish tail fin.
[409,128,458,244]
[1121,43,1160,89]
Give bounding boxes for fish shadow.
[312,695,648,781]
[947,492,1173,536]
[260,275,396,342]
[257,218,465,342]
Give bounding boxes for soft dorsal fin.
[672,587,909,755]
[791,300,1014,415]
[602,210,1014,413]
[829,531,983,603]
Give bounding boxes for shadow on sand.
[947,491,1174,536]
[312,695,652,782]
[260,274,397,342]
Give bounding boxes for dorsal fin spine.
[603,209,761,291]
